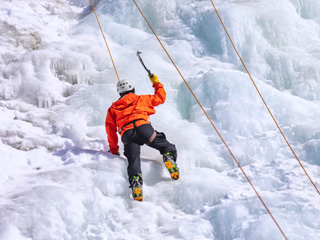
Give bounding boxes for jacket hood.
[112,93,138,110]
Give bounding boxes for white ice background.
[1,0,320,239]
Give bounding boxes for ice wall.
[1,0,320,239]
[94,0,320,100]
[83,0,320,165]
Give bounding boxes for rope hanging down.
[209,0,320,196]
[132,1,288,239]
[89,0,120,82]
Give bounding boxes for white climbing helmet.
[117,79,134,94]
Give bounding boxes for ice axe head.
[136,51,151,76]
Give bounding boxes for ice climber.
[105,74,179,201]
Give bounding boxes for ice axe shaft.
[137,51,152,76]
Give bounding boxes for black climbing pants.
[121,124,177,179]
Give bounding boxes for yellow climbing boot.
[163,152,179,180]
[129,175,143,201]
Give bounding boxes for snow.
[1,0,320,239]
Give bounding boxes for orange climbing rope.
[209,0,320,196]
[89,0,120,82]
[132,0,288,239]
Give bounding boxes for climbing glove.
[108,150,120,156]
[149,74,159,84]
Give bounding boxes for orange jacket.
[105,82,166,154]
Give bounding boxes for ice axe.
[137,51,153,77]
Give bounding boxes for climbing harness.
[89,0,120,82]
[209,0,320,196]
[119,118,146,134]
[132,0,288,239]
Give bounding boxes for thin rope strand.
[209,0,320,196]
[89,0,120,82]
[132,1,288,239]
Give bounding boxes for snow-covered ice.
[1,0,320,239]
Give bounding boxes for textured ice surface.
[0,0,320,239]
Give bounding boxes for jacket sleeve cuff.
[110,146,119,154]
[153,82,162,87]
